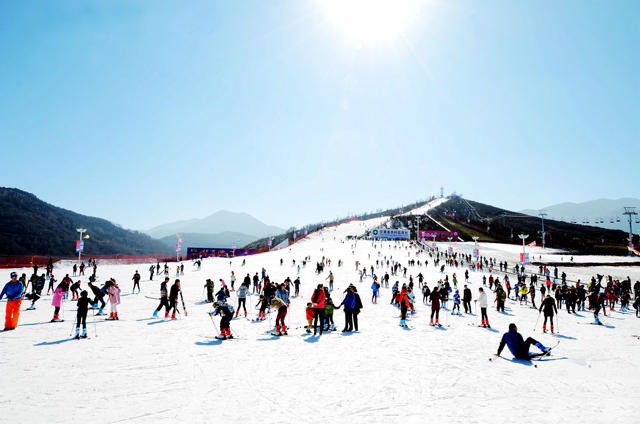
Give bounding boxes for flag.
[528,241,537,247]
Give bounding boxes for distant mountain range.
[158,232,261,250]
[145,210,284,248]
[0,188,172,257]
[520,198,640,232]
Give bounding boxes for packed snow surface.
[1,218,639,424]
[400,197,448,216]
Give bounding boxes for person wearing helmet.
[0,272,24,330]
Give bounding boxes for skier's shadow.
[257,336,280,342]
[501,357,534,367]
[303,335,321,343]
[147,320,172,325]
[194,339,222,346]
[34,338,76,346]
[553,334,576,340]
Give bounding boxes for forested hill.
[0,188,172,256]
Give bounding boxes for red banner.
[419,230,459,242]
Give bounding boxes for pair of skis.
[489,341,560,364]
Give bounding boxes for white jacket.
[478,291,488,308]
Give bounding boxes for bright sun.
[320,0,420,43]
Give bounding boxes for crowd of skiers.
[2,243,640,346]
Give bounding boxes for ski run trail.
[2,217,640,424]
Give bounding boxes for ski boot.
[81,328,87,339]
[153,310,158,318]
[542,324,547,333]
[171,313,176,320]
[226,329,233,339]
[75,327,80,339]
[550,325,554,334]
[535,342,549,353]
[282,325,288,335]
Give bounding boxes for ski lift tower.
[623,207,638,255]
[538,211,548,249]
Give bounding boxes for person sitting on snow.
[496,323,549,360]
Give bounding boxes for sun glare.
[320,0,420,43]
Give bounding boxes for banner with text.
[419,230,459,242]
[371,228,410,240]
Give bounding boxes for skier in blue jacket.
[496,323,549,360]
[371,281,379,303]
[1,272,24,330]
[275,284,289,305]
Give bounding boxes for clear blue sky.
[1,0,638,231]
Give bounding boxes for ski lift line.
[426,214,465,242]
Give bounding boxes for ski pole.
[69,316,77,337]
[533,311,541,331]
[93,306,98,338]
[555,313,559,333]
[208,312,219,334]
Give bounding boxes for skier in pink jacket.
[50,280,69,322]
[106,279,121,320]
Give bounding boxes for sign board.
[187,247,261,258]
[448,246,454,254]
[371,228,410,240]
[419,230,459,242]
[473,248,479,258]
[76,241,84,253]
[519,253,530,265]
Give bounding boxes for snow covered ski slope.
[1,217,640,424]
